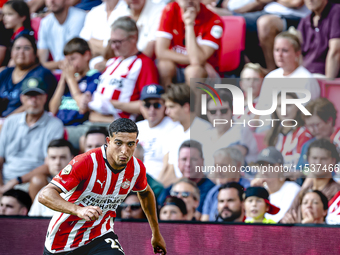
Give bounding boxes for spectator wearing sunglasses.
[202,89,258,167]
[159,196,187,221]
[137,84,179,181]
[118,192,146,220]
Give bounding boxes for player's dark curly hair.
[108,118,139,138]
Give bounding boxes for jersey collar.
[101,145,126,174]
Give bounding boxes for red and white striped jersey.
[276,127,312,165]
[45,145,148,253]
[95,52,158,119]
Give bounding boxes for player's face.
[165,100,187,123]
[307,147,336,177]
[0,196,27,216]
[160,205,185,221]
[239,68,263,100]
[20,93,47,115]
[245,196,268,220]
[178,147,204,179]
[106,132,138,169]
[217,188,243,222]
[140,99,166,128]
[301,192,327,223]
[171,182,199,215]
[47,147,73,177]
[85,133,106,152]
[305,115,333,139]
[120,195,144,219]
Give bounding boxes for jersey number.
[105,238,125,254]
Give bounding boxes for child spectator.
[264,92,312,165]
[160,196,187,221]
[244,186,280,223]
[300,189,328,224]
[49,38,100,148]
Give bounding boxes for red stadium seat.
[31,17,42,40]
[318,78,340,128]
[254,132,267,152]
[219,16,246,73]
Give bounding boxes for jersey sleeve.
[200,15,224,50]
[51,154,91,193]
[132,159,148,192]
[156,3,174,39]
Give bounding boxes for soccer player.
[39,118,167,255]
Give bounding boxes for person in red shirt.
[39,118,166,255]
[155,0,224,86]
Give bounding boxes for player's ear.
[106,136,111,144]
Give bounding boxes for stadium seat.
[254,132,267,152]
[31,17,42,40]
[219,16,246,73]
[318,78,340,128]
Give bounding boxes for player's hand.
[77,206,103,221]
[151,232,167,254]
[183,7,196,27]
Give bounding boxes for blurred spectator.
[27,0,102,14]
[235,63,266,125]
[202,89,258,166]
[251,147,301,222]
[0,19,12,67]
[0,35,57,118]
[119,192,146,219]
[234,1,310,70]
[205,0,265,16]
[297,98,338,168]
[201,147,250,222]
[264,93,312,165]
[215,182,245,222]
[298,0,340,78]
[244,186,280,223]
[1,139,74,201]
[156,0,223,86]
[37,0,86,70]
[158,140,215,220]
[158,84,211,185]
[79,0,129,62]
[88,17,158,123]
[169,178,200,221]
[281,139,340,223]
[81,126,108,153]
[256,29,320,114]
[137,84,179,180]
[28,139,74,216]
[3,1,34,47]
[132,142,164,199]
[159,196,187,221]
[0,189,32,216]
[0,77,64,194]
[300,189,328,224]
[326,190,340,224]
[49,38,100,148]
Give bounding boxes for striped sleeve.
[132,159,148,192]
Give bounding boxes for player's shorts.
[43,232,125,255]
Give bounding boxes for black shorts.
[43,232,125,255]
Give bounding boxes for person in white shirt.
[29,139,74,217]
[250,147,301,223]
[256,29,320,132]
[158,83,211,186]
[137,84,179,180]
[37,0,86,71]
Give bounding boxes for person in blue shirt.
[49,38,100,148]
[0,34,57,118]
[157,140,215,220]
[201,147,250,221]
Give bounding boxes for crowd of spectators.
[1,0,340,228]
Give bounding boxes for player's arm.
[325,38,340,79]
[137,184,167,254]
[38,183,103,221]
